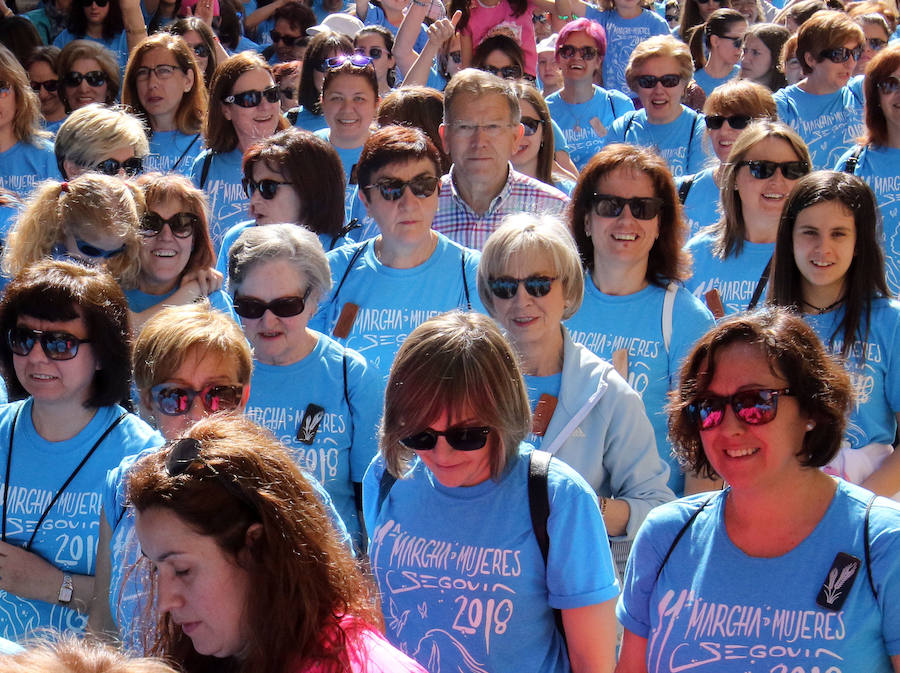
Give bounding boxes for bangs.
[14,286,80,323]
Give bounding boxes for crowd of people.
[0,0,898,669]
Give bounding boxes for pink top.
[462,0,537,76]
[298,618,427,673]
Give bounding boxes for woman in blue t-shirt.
[292,31,353,133]
[688,9,746,96]
[53,0,127,54]
[56,40,119,113]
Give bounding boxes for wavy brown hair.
[861,42,900,147]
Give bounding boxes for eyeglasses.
[135,64,182,81]
[323,54,373,70]
[140,212,198,238]
[78,0,110,6]
[877,76,900,94]
[488,275,556,299]
[705,114,752,130]
[688,388,792,430]
[242,177,292,199]
[355,46,387,60]
[364,175,439,201]
[557,44,598,60]
[483,64,522,79]
[448,50,462,64]
[592,193,664,220]
[736,159,809,180]
[270,29,308,47]
[152,383,245,416]
[399,425,492,451]
[94,157,143,177]
[866,37,887,51]
[190,43,211,59]
[448,121,516,137]
[715,34,743,48]
[63,70,107,88]
[233,289,311,319]
[635,73,682,89]
[74,237,126,258]
[279,86,296,99]
[30,79,59,93]
[8,327,90,361]
[222,85,279,107]
[521,116,544,136]
[819,46,863,63]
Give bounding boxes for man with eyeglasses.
[434,69,568,250]
[774,11,866,169]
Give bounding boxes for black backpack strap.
[747,255,773,311]
[623,111,636,138]
[655,494,714,583]
[528,450,566,642]
[864,493,878,600]
[332,241,369,306]
[842,145,864,175]
[461,251,471,310]
[171,133,201,172]
[199,151,214,190]
[376,467,397,514]
[607,91,614,119]
[678,175,695,205]
[331,218,361,250]
[685,110,698,159]
[287,107,299,125]
[342,350,350,411]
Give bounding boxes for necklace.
[800,296,845,314]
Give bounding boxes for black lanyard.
[1,405,127,551]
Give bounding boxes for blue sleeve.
[361,452,387,542]
[668,288,715,384]
[216,221,252,280]
[346,348,382,483]
[610,90,635,118]
[208,290,240,324]
[883,307,900,414]
[463,248,485,314]
[869,498,900,653]
[686,113,707,175]
[606,113,630,144]
[305,469,355,554]
[774,91,796,125]
[308,245,357,334]
[551,119,568,152]
[189,150,207,187]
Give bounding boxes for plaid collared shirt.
[433,164,570,250]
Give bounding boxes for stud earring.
[805,421,815,431]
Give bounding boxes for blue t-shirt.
[545,85,634,170]
[617,484,900,672]
[309,233,483,385]
[606,107,707,177]
[774,83,865,170]
[835,145,900,297]
[676,167,721,238]
[243,333,380,542]
[124,287,238,323]
[363,446,620,673]
[692,63,740,97]
[0,140,58,199]
[52,29,130,70]
[684,231,774,315]
[144,129,204,176]
[0,400,161,641]
[314,128,363,218]
[42,118,65,137]
[189,147,247,250]
[523,372,562,448]
[363,2,429,53]
[585,7,670,98]
[292,105,329,134]
[565,281,715,495]
[803,299,900,450]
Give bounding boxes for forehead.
[635,56,680,75]
[71,57,102,72]
[595,167,656,195]
[448,92,514,122]
[702,341,785,389]
[498,247,557,275]
[165,345,242,386]
[357,32,388,47]
[274,17,301,33]
[28,60,55,76]
[742,136,800,161]
[561,30,598,47]
[324,72,375,95]
[231,67,272,92]
[370,156,438,181]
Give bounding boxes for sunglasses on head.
[30,79,59,93]
[164,437,257,511]
[705,114,752,130]
[323,53,373,70]
[355,46,387,59]
[223,84,279,107]
[521,116,544,136]
[152,383,244,416]
[399,425,492,451]
[233,288,311,319]
[877,76,900,95]
[365,175,439,201]
[592,193,664,220]
[8,327,90,361]
[270,30,308,47]
[448,50,462,64]
[688,388,792,430]
[190,43,211,59]
[95,156,143,177]
[483,64,522,79]
[819,46,863,63]
[64,70,107,88]
[74,237,126,258]
[488,275,556,299]
[737,159,809,180]
[557,44,598,60]
[635,73,682,89]
[242,177,292,200]
[140,212,198,238]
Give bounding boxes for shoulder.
[508,170,569,203]
[685,230,716,253]
[638,491,722,545]
[327,239,369,266]
[673,284,714,318]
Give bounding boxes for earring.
[806,421,815,431]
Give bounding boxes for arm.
[0,0,14,18]
[555,0,588,19]
[892,654,900,673]
[600,497,629,537]
[86,512,118,642]
[119,0,149,55]
[393,0,430,75]
[400,12,460,85]
[129,267,224,334]
[554,150,579,177]
[614,629,649,673]
[244,0,284,32]
[356,0,369,21]
[0,541,94,613]
[562,600,617,673]
[860,415,900,496]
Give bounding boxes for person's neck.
[44,105,67,122]
[259,328,318,366]
[86,22,103,38]
[704,55,733,79]
[150,112,177,133]
[0,127,15,153]
[801,278,846,313]
[517,327,565,377]
[561,78,594,105]
[591,259,649,296]
[383,6,404,26]
[329,129,368,150]
[743,212,779,244]
[139,275,179,296]
[452,165,509,215]
[513,154,539,180]
[798,74,840,96]
[616,4,641,18]
[31,398,97,442]
[648,106,681,125]
[542,82,562,97]
[375,231,438,269]
[886,123,900,149]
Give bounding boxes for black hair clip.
[166,437,203,477]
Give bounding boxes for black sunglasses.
[819,46,863,63]
[30,79,59,93]
[592,193,664,220]
[63,70,107,88]
[635,73,682,89]
[715,34,743,48]
[95,157,143,177]
[521,116,544,136]
[270,30,308,47]
[557,44,598,60]
[223,85,279,107]
[233,288,311,319]
[152,383,244,416]
[355,46,387,60]
[705,114,752,130]
[242,177,292,199]
[689,388,792,430]
[448,50,462,64]
[78,0,110,6]
[8,327,90,361]
[191,43,211,59]
[365,175,439,201]
[877,76,900,95]
[483,64,522,80]
[737,159,809,180]
[488,275,556,299]
[141,212,198,238]
[399,426,492,451]
[74,237,126,258]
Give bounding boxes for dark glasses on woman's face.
[78,0,109,7]
[715,34,743,48]
[400,425,492,451]
[483,64,522,80]
[355,46,387,60]
[689,388,792,430]
[819,46,862,63]
[95,157,143,177]
[521,116,543,136]
[270,30,307,47]
[64,70,107,88]
[488,275,556,299]
[190,43,211,59]
[75,237,126,258]
[324,54,373,70]
[140,212,198,238]
[737,159,809,180]
[877,76,900,95]
[30,79,59,93]
[592,193,664,220]
[635,73,681,89]
[8,327,90,360]
[233,289,311,319]
[705,114,752,130]
[152,383,244,416]
[222,85,279,107]
[557,44,598,60]
[365,175,439,201]
[242,177,292,199]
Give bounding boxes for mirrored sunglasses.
[483,64,522,79]
[140,212,198,238]
[488,275,556,299]
[737,159,809,180]
[364,175,439,201]
[866,37,887,51]
[877,76,900,95]
[355,46,387,60]
[222,85,279,107]
[399,426,492,451]
[323,54,373,70]
[95,156,143,177]
[152,383,245,416]
[8,327,90,361]
[592,193,664,220]
[191,43,211,59]
[689,388,792,430]
[557,44,598,60]
[233,289,311,319]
